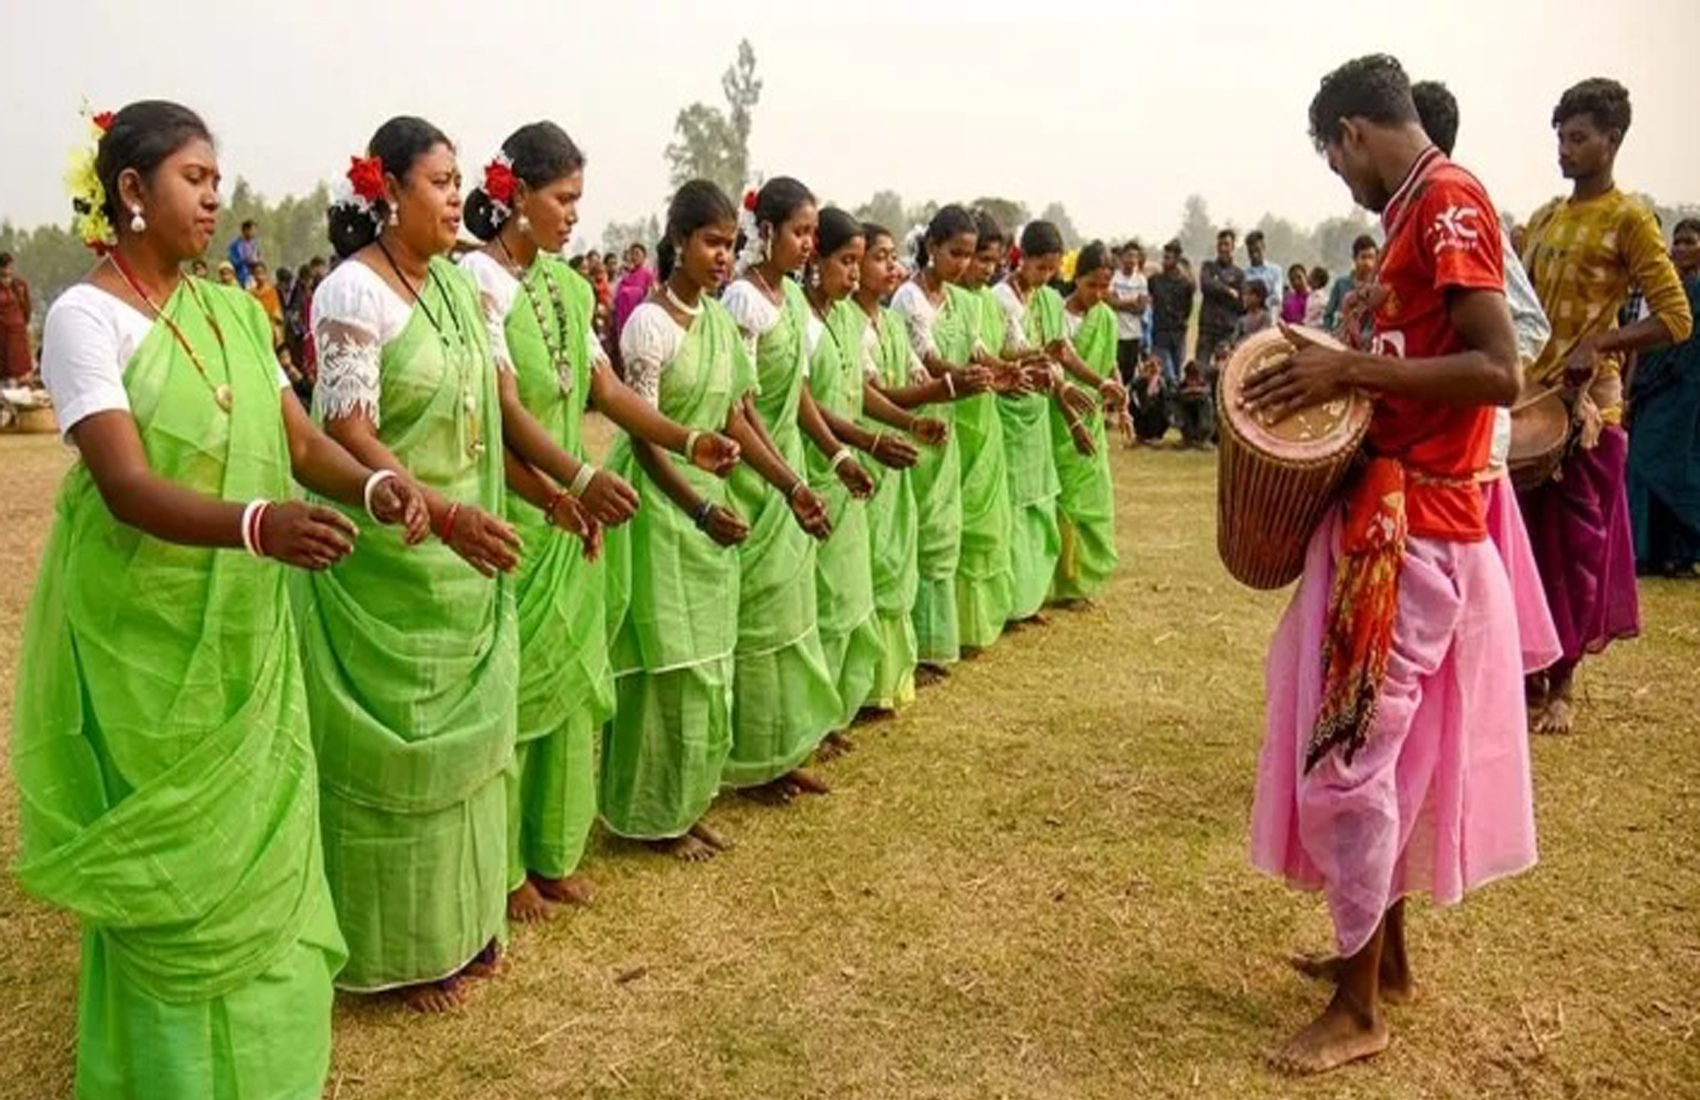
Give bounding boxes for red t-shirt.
[1365,152,1504,541]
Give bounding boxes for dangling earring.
[516,213,531,235]
[129,206,146,233]
[386,204,399,227]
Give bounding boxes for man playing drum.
[1516,78,1693,735]
[1239,54,1536,1075]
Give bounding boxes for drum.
[1216,326,1371,590]
[1507,388,1569,492]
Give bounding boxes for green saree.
[723,279,841,786]
[803,299,883,729]
[1050,301,1120,601]
[956,288,1014,648]
[497,256,611,885]
[902,284,974,664]
[600,299,754,837]
[295,257,515,992]
[846,305,920,710]
[995,283,1062,621]
[12,281,341,1099]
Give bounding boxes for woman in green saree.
[1054,241,1130,603]
[891,206,1000,683]
[721,178,862,791]
[461,123,741,921]
[846,224,949,712]
[992,221,1105,621]
[303,116,640,1011]
[604,180,798,859]
[14,100,426,1099]
[800,209,932,733]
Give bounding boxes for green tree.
[663,39,762,199]
[969,196,1029,236]
[600,214,662,257]
[1040,201,1081,250]
[1177,194,1215,261]
[852,190,907,236]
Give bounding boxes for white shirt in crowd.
[1109,267,1148,342]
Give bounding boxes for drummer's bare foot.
[916,664,949,687]
[1268,991,1389,1075]
[506,880,556,924]
[401,977,465,1013]
[817,730,855,761]
[650,834,716,862]
[532,872,595,907]
[1536,669,1576,735]
[689,820,734,852]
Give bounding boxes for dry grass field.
[1,422,1697,1099]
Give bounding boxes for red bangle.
[247,502,271,558]
[437,502,462,542]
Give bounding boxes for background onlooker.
[227,219,261,287]
[1235,281,1273,344]
[613,241,656,339]
[1304,266,1330,326]
[1147,240,1194,385]
[1110,241,1149,386]
[1197,228,1245,371]
[1243,229,1283,313]
[1280,264,1309,323]
[0,252,35,381]
[1323,233,1379,333]
[216,260,239,286]
[250,261,284,344]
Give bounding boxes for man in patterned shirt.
[1518,77,1693,735]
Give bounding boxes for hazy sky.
[2,0,1695,250]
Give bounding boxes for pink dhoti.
[1249,511,1538,955]
[1482,474,1562,675]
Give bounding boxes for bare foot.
[689,820,735,852]
[1538,677,1576,735]
[784,768,832,795]
[1267,992,1390,1076]
[461,940,501,980]
[741,778,797,806]
[532,872,595,907]
[816,731,855,762]
[1288,953,1416,1005]
[1053,597,1094,612]
[854,706,893,726]
[915,664,949,688]
[400,977,465,1013]
[1005,613,1049,632]
[961,645,984,661]
[506,880,557,924]
[648,834,717,862]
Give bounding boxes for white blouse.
[42,283,286,440]
[890,280,942,361]
[310,260,415,427]
[459,250,608,381]
[722,277,803,380]
[992,282,1034,356]
[617,302,686,406]
[860,310,929,387]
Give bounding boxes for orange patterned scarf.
[1305,457,1408,772]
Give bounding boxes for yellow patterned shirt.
[1522,188,1693,418]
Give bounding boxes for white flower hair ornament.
[901,223,928,273]
[331,155,388,227]
[732,188,767,279]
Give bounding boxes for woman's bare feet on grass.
[915,664,949,688]
[461,940,501,980]
[1288,952,1415,1005]
[400,977,465,1013]
[532,872,596,907]
[506,880,557,924]
[816,730,856,761]
[648,834,717,861]
[689,820,735,851]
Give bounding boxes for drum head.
[1508,390,1568,462]
[1220,326,1369,462]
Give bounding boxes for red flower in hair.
[92,111,115,132]
[743,189,758,213]
[1008,246,1023,269]
[346,155,386,204]
[483,157,516,207]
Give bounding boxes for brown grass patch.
[1,424,1697,1098]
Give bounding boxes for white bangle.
[944,372,957,398]
[362,469,397,522]
[240,499,268,558]
[568,463,598,498]
[684,429,702,461]
[829,449,853,473]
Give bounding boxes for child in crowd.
[1236,281,1273,344]
[1304,266,1330,327]
[1281,264,1310,323]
